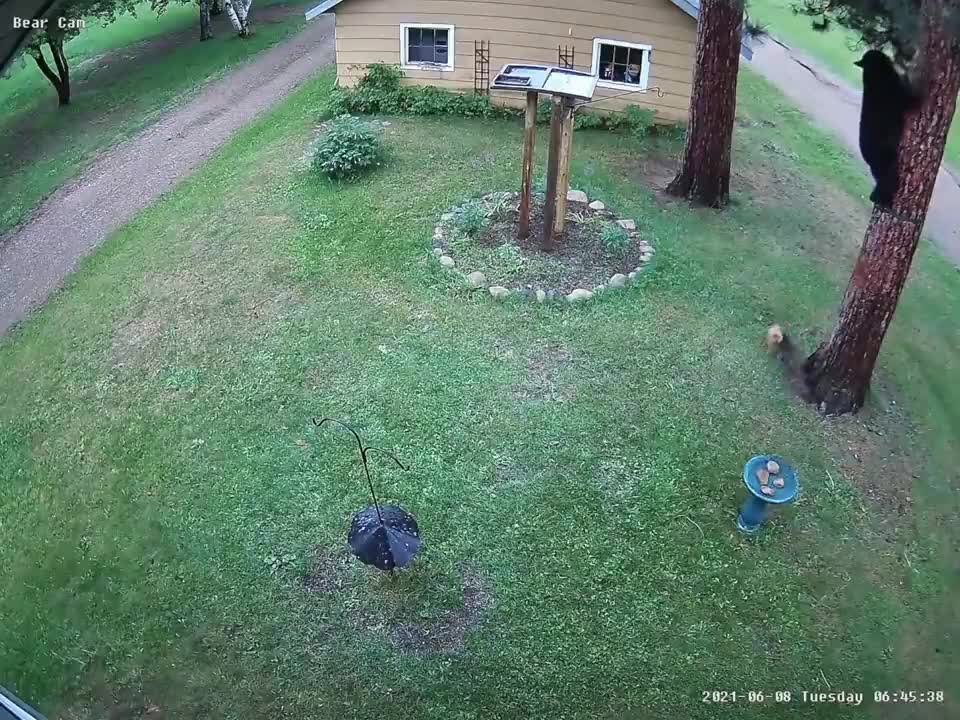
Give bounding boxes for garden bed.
[431,191,655,303]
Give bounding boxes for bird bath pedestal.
[736,454,799,534]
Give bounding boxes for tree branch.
[31,47,61,87]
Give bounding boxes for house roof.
[305,0,753,60]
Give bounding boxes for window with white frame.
[591,39,652,91]
[400,24,455,71]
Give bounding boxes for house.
[304,0,753,124]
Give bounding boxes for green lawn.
[0,0,309,235]
[0,67,957,718]
[747,0,960,171]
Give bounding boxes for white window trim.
[400,23,455,72]
[591,38,652,92]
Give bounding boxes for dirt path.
[749,36,960,266]
[0,14,334,335]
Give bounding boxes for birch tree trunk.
[803,5,960,414]
[224,0,252,37]
[665,0,744,208]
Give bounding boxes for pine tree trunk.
[665,0,743,208]
[200,0,213,40]
[803,8,960,415]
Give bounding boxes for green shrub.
[312,115,383,180]
[328,65,677,139]
[494,243,526,277]
[623,106,657,137]
[456,201,489,237]
[537,99,553,125]
[357,62,405,92]
[601,222,630,253]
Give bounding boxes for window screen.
[407,27,449,65]
[597,42,647,85]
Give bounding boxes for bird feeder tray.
[492,64,598,101]
[736,454,799,534]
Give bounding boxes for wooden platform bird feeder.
[491,64,598,252]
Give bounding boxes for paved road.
[749,36,960,266]
[0,14,335,335]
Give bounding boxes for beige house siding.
[333,0,697,122]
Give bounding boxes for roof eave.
[305,0,753,61]
[305,0,344,21]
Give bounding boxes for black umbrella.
[314,418,421,572]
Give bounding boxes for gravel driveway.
[0,14,334,335]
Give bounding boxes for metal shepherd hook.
[313,417,407,526]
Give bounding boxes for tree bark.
[31,38,70,106]
[211,0,224,15]
[665,0,743,208]
[803,5,960,415]
[200,0,213,40]
[224,0,251,37]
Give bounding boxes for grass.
[747,0,960,171]
[0,66,957,718]
[0,0,309,235]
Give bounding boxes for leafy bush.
[326,65,679,140]
[455,201,489,237]
[327,64,515,120]
[623,106,657,137]
[601,222,631,254]
[494,243,526,277]
[312,115,383,180]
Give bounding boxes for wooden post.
[552,97,576,238]
[542,96,565,252]
[518,91,539,240]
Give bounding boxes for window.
[591,38,652,91]
[401,24,455,71]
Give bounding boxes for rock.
[589,200,606,211]
[433,248,444,257]
[628,272,638,282]
[567,190,589,204]
[617,219,637,231]
[640,254,653,263]
[467,271,487,288]
[773,478,786,488]
[535,290,547,303]
[761,486,776,496]
[767,460,781,474]
[757,468,770,485]
[382,121,392,127]
[608,273,628,289]
[567,289,594,303]
[546,290,558,302]
[593,285,606,294]
[489,286,511,301]
[441,213,455,223]
[439,255,456,269]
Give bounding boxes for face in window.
[597,43,646,85]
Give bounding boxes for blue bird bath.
[736,454,799,534]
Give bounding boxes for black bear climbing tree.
[801,0,960,414]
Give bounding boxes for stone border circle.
[430,191,655,305]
